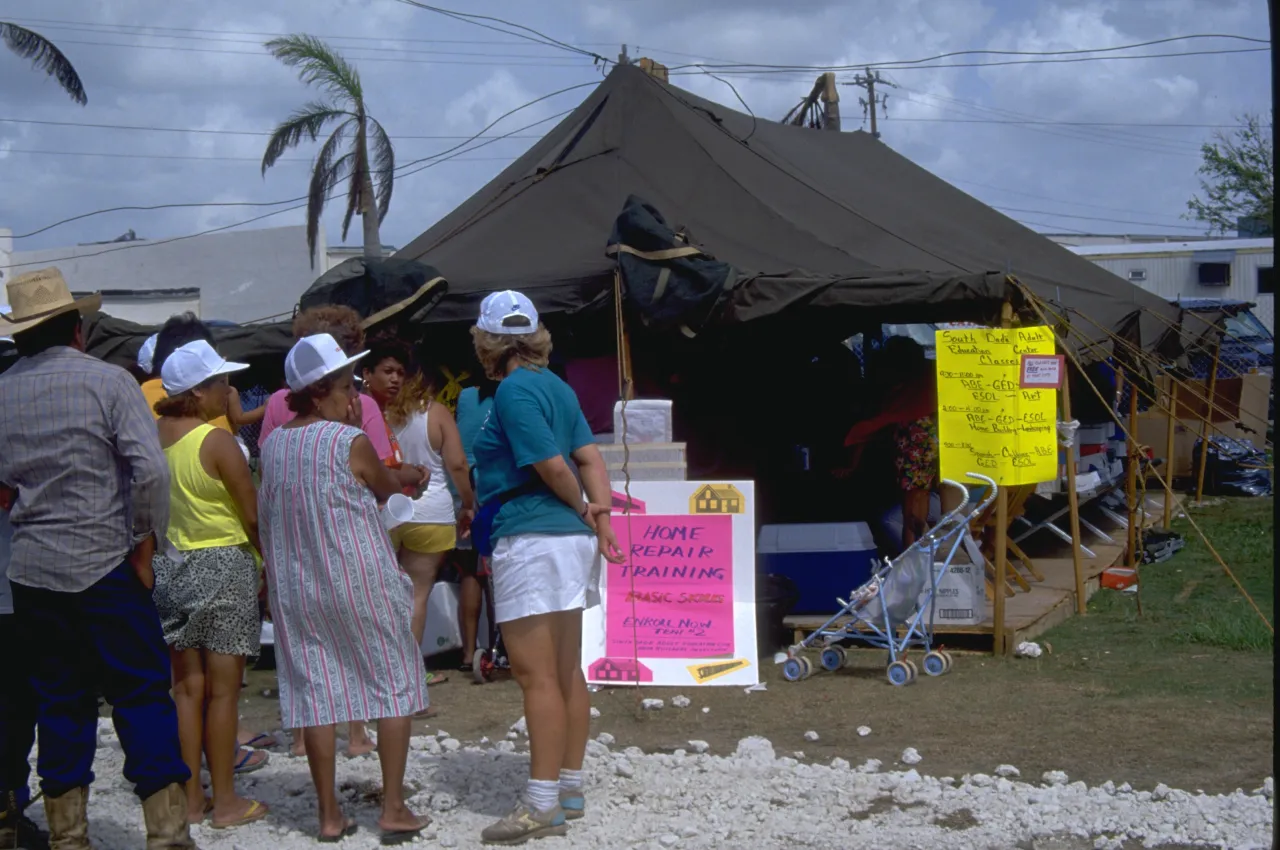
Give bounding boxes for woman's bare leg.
[501,613,566,782]
[347,722,375,757]
[205,652,266,825]
[171,648,208,822]
[302,725,347,838]
[902,488,932,550]
[458,571,482,667]
[398,548,447,647]
[375,716,428,833]
[551,610,589,773]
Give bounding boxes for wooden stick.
[1126,386,1140,570]
[1194,336,1222,503]
[993,300,1013,655]
[1163,381,1178,528]
[1007,539,1044,582]
[1060,359,1087,615]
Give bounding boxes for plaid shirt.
[0,347,169,592]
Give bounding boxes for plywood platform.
[782,492,1182,653]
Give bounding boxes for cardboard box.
[918,560,983,627]
[1135,412,1253,479]
[1164,373,1270,436]
[598,442,687,481]
[613,399,673,444]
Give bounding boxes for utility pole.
[846,67,896,139]
[618,44,631,66]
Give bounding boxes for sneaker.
[480,801,568,845]
[558,789,584,821]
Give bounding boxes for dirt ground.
[237,642,1273,795]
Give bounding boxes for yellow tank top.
[164,423,248,551]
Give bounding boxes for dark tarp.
[83,312,293,370]
[396,64,1176,350]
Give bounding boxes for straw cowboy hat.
[0,267,102,335]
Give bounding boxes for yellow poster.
[935,326,1058,486]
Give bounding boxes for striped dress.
[259,420,427,728]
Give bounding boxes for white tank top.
[394,402,455,525]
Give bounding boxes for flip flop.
[318,819,358,843]
[412,705,438,720]
[240,733,281,750]
[458,662,474,673]
[234,748,269,775]
[380,815,431,846]
[211,800,269,830]
[423,671,449,686]
[189,798,213,825]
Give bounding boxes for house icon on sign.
[690,484,744,515]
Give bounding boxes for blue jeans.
[0,613,36,810]
[11,561,189,800]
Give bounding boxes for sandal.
[240,733,281,750]
[234,748,269,775]
[380,814,431,846]
[189,798,213,825]
[318,819,358,843]
[412,705,438,720]
[211,800,269,830]
[423,671,449,686]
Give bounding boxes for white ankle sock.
[558,768,584,792]
[526,779,559,813]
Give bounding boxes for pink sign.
[606,514,734,659]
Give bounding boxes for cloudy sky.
[0,0,1271,263]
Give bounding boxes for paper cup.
[381,493,414,530]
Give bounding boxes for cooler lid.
[757,522,875,554]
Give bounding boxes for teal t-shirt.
[473,366,595,541]
[455,385,492,469]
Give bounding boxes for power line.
[665,33,1269,72]
[946,176,1193,222]
[388,0,610,63]
[8,79,591,242]
[991,205,1208,231]
[36,38,597,66]
[0,148,516,163]
[0,117,542,140]
[872,117,1255,129]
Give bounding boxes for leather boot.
[140,784,197,850]
[41,787,89,850]
[0,789,50,850]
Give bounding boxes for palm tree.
[1,22,87,104]
[262,34,394,266]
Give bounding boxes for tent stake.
[1193,335,1222,503]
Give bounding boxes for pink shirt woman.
[258,387,393,461]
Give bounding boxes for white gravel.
[36,733,1273,849]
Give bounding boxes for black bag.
[471,478,544,558]
[1192,437,1272,498]
[606,195,735,337]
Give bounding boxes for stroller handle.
[895,473,1000,563]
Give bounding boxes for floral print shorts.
[894,415,939,492]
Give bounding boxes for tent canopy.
[397,64,1175,348]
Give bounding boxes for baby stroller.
[782,473,997,686]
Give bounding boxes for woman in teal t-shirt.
[468,291,622,845]
[453,380,496,673]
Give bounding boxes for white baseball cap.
[161,340,248,395]
[476,290,538,335]
[137,333,158,374]
[285,333,368,392]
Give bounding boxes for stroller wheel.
[820,647,848,672]
[475,650,494,684]
[904,660,919,682]
[923,651,948,677]
[782,657,807,682]
[940,650,954,673]
[886,660,913,687]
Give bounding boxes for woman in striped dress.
[259,333,430,844]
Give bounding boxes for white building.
[325,243,397,272]
[2,225,324,326]
[1044,233,1233,248]
[1068,238,1274,332]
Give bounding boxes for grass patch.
[1033,496,1274,701]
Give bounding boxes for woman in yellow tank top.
[151,340,268,830]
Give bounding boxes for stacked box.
[598,441,686,481]
[918,561,984,627]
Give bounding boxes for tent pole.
[1163,380,1178,529]
[1126,385,1140,571]
[1060,360,1087,616]
[613,271,636,401]
[993,300,1013,655]
[1193,335,1222,503]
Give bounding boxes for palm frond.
[368,118,396,224]
[265,34,363,107]
[2,23,87,104]
[341,162,363,244]
[261,102,351,174]
[306,148,355,267]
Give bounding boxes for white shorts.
[490,533,601,624]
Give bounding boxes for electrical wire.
[10,78,595,241]
[388,0,609,63]
[945,176,1206,221]
[0,148,516,163]
[0,117,543,140]
[990,206,1208,232]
